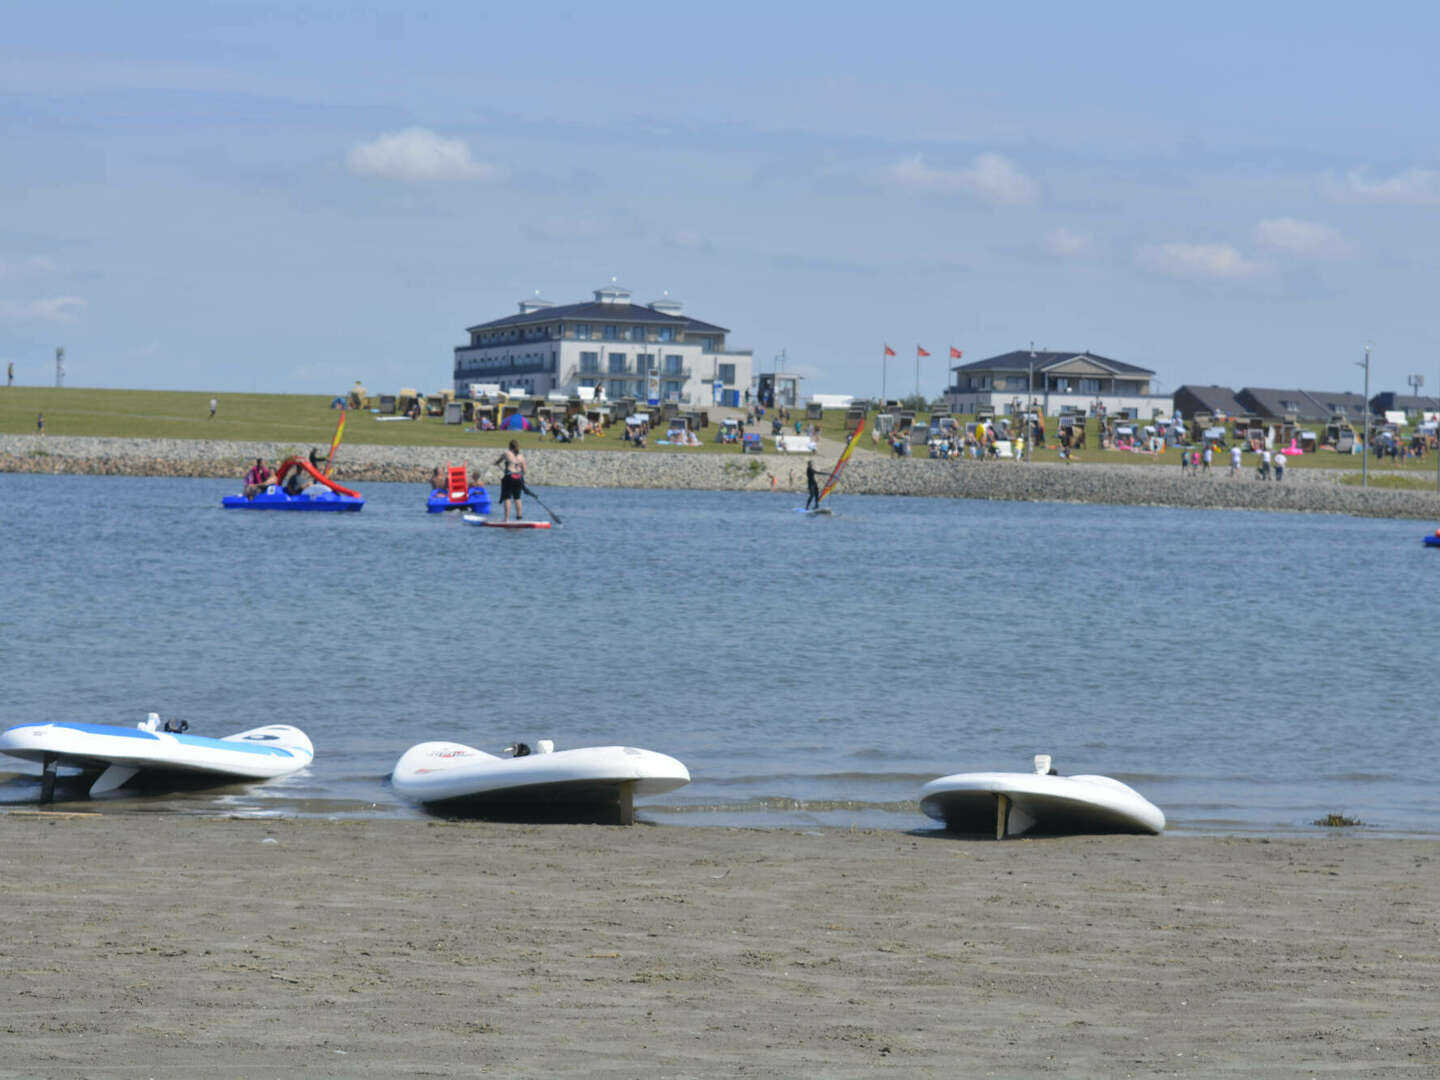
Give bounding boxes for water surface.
[2,473,1435,834]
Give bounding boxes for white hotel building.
[453,284,753,406]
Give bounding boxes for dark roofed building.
[1235,388,1367,423]
[452,284,752,405]
[945,349,1165,417]
[1369,391,1440,418]
[1172,385,1246,420]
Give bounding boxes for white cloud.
[888,152,1038,206]
[0,296,87,323]
[1326,167,1440,205]
[1046,226,1094,257]
[1254,217,1348,258]
[1138,243,1265,281]
[346,128,499,182]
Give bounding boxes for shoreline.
[4,433,1440,519]
[1,814,1434,1077]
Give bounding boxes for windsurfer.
[804,458,822,510]
[493,440,527,522]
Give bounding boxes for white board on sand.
[391,740,689,825]
[919,755,1164,838]
[0,715,313,799]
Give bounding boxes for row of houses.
[449,286,1434,424]
[1174,385,1440,425]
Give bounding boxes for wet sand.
[1,815,1435,1078]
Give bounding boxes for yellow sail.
[325,409,348,476]
[818,418,866,503]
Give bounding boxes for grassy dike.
[5,386,1440,518]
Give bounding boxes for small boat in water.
[222,455,364,510]
[0,714,314,802]
[427,463,492,513]
[391,738,689,824]
[919,755,1165,838]
[428,486,492,514]
[1424,531,1440,547]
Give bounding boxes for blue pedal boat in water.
[1425,533,1440,547]
[427,486,492,514]
[223,456,364,511]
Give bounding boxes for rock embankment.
[3,434,1438,520]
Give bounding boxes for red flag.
[883,345,896,357]
[916,346,930,357]
[949,346,962,359]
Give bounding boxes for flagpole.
[882,346,888,403]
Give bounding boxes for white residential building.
[945,349,1169,418]
[452,284,753,406]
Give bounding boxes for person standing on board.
[804,458,822,510]
[7,361,13,386]
[493,439,527,521]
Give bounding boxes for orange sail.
[325,409,347,476]
[818,418,866,504]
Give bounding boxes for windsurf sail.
[817,418,866,504]
[325,408,347,476]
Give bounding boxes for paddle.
[522,482,562,525]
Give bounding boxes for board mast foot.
[40,753,58,804]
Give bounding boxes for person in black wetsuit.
[804,458,822,510]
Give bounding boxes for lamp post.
[1358,344,1371,488]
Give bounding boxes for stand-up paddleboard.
[0,714,314,802]
[461,514,551,530]
[391,739,689,824]
[919,755,1164,838]
[793,506,833,515]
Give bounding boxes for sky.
[3,1,1439,400]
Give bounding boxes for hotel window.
[657,327,674,342]
[636,353,654,373]
[580,351,599,373]
[603,326,617,340]
[574,323,590,339]
[1078,378,1100,393]
[718,363,736,385]
[608,353,628,374]
[664,354,683,374]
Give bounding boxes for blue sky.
[3,2,1439,400]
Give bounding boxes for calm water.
[2,473,1436,835]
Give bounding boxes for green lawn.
[3,386,1431,474]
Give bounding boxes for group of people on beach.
[1179,442,1288,480]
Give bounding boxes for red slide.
[274,456,362,499]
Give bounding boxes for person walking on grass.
[493,439,527,522]
[36,412,44,436]
[209,397,217,419]
[1274,452,1286,482]
[1229,443,1241,477]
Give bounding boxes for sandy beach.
[1,815,1435,1078]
